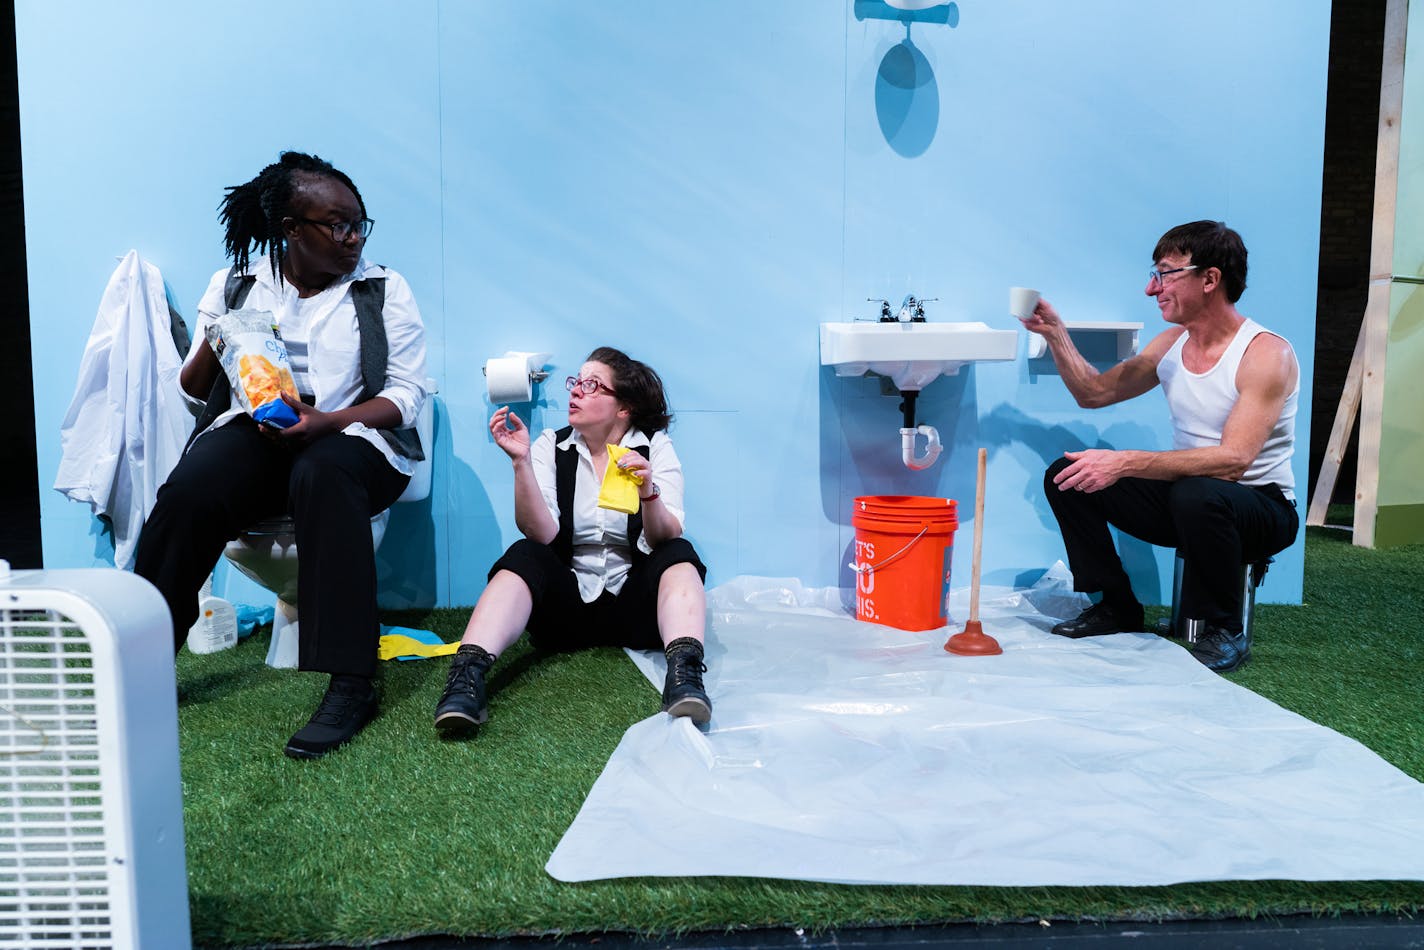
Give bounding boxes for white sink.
[820,321,1018,390]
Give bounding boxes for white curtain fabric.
[548,568,1424,885]
[55,251,192,569]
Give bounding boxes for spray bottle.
[186,575,238,654]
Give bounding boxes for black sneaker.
[284,677,378,760]
[1050,601,1144,639]
[435,645,492,733]
[1189,624,1251,673]
[662,637,712,725]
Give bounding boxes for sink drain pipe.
[898,389,942,470]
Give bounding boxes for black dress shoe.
[1189,624,1251,673]
[1051,601,1145,639]
[284,677,378,760]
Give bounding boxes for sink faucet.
[869,295,935,322]
[896,295,919,322]
[897,295,936,322]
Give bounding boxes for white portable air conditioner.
[0,562,190,949]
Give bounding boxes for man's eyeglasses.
[566,376,619,397]
[293,216,375,243]
[1148,264,1198,286]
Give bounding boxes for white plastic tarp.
[546,568,1424,885]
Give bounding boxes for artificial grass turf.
[178,523,1424,948]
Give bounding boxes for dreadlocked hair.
[217,151,366,281]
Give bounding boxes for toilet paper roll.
[486,356,533,403]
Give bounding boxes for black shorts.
[489,537,707,653]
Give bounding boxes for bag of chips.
[205,309,300,429]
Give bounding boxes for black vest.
[185,267,423,460]
[551,425,650,567]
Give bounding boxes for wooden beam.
[1305,322,1365,526]
[1354,0,1409,548]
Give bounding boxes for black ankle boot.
[284,675,378,760]
[435,644,495,733]
[662,637,712,724]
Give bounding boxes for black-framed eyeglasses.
[292,216,374,242]
[1148,264,1198,286]
[565,375,619,397]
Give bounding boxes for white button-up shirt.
[183,258,428,475]
[55,251,192,569]
[529,426,688,602]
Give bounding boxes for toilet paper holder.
[484,350,551,381]
[484,351,552,403]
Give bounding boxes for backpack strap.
[183,268,255,453]
[351,277,424,462]
[552,426,648,566]
[351,277,387,402]
[225,270,256,310]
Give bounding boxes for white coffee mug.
[1009,287,1040,321]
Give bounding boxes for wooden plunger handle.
[969,447,986,623]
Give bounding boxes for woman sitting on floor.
[434,346,711,732]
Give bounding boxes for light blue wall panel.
[434,1,846,603]
[16,0,445,604]
[834,0,1326,603]
[18,0,1328,610]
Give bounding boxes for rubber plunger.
[945,447,1003,656]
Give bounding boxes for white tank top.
[1157,318,1297,499]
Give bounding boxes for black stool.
[1158,553,1272,643]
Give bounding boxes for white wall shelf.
[1027,321,1144,361]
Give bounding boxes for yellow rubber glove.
[597,444,644,514]
[377,633,460,661]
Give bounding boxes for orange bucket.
[850,495,958,631]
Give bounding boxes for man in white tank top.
[1019,221,1300,673]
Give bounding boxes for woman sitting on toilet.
[434,347,711,732]
[134,151,428,760]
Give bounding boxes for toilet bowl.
[222,380,437,667]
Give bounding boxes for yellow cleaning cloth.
[377,633,460,661]
[597,444,644,514]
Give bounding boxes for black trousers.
[133,416,409,676]
[490,537,707,652]
[1043,458,1299,631]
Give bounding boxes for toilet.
[222,380,437,667]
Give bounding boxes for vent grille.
[0,606,114,949]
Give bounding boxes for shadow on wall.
[377,493,438,610]
[88,515,116,564]
[820,365,1177,606]
[436,386,567,607]
[979,401,1167,602]
[660,409,740,587]
[855,1,961,158]
[378,398,455,610]
[1026,331,1125,377]
[818,365,971,527]
[821,365,978,611]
